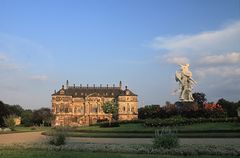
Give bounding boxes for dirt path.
[68,137,240,145]
[1,132,240,146]
[0,132,46,145]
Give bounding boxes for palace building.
[52,81,138,126]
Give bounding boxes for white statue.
[175,64,196,102]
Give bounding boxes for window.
[64,108,68,113]
[60,90,64,95]
[56,97,61,101]
[56,106,60,113]
[127,103,130,111]
[92,105,98,113]
[72,117,78,123]
[123,106,126,112]
[78,107,84,113]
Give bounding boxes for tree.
[192,92,207,108]
[7,104,24,116]
[0,101,10,127]
[217,98,238,117]
[102,101,118,125]
[21,109,33,127]
[32,108,52,126]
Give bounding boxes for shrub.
[99,121,120,128]
[49,132,66,146]
[3,115,17,131]
[144,117,238,127]
[48,127,68,146]
[153,127,179,149]
[31,127,36,130]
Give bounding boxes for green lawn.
[0,149,237,158]
[46,131,240,138]
[76,122,240,133]
[0,126,51,134]
[43,122,240,138]
[76,123,155,133]
[178,122,240,131]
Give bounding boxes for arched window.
[123,106,126,112]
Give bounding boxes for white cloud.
[199,52,240,65]
[195,66,240,78]
[165,56,189,65]
[29,75,48,81]
[151,21,240,55]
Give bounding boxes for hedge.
[144,117,239,127]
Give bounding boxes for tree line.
[0,100,52,127]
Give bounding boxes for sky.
[0,0,240,109]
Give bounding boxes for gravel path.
[69,137,240,145]
[1,132,240,145]
[0,132,46,145]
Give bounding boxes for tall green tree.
[32,108,52,126]
[192,92,207,108]
[0,101,10,126]
[21,109,33,127]
[217,98,238,117]
[102,101,118,125]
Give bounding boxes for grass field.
[76,122,240,133]
[0,126,51,134]
[0,149,238,158]
[42,122,240,138]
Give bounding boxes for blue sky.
[0,0,240,109]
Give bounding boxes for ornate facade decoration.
[52,81,138,126]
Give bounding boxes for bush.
[48,127,68,146]
[3,115,16,131]
[153,127,179,149]
[99,121,120,128]
[144,117,238,127]
[49,132,66,146]
[31,127,36,130]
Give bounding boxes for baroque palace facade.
[52,81,138,126]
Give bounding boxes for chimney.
[119,81,122,89]
[73,84,75,88]
[66,80,69,89]
[62,85,64,90]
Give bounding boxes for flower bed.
[1,142,240,156]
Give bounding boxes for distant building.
[14,117,21,126]
[52,81,138,126]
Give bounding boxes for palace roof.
[52,84,137,98]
